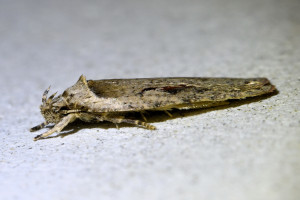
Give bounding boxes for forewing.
[86,77,275,112]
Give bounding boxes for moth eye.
[59,106,69,110]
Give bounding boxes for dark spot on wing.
[160,85,195,95]
[140,87,157,94]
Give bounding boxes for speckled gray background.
[0,0,299,200]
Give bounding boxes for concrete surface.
[0,0,299,200]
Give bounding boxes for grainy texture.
[1,0,299,200]
[31,75,276,140]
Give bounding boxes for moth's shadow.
[42,91,278,139]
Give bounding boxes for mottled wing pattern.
[33,76,276,140]
[83,77,275,112]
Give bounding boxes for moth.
[30,75,276,140]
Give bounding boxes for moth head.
[40,86,61,123]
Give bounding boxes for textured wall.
[0,0,299,199]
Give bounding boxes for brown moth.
[30,75,276,140]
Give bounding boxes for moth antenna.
[42,86,51,104]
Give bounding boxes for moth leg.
[61,110,82,114]
[140,112,147,121]
[113,118,156,130]
[97,116,156,130]
[30,122,48,132]
[164,110,173,117]
[34,114,77,141]
[92,116,120,129]
[125,119,156,130]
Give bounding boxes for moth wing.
[83,77,275,112]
